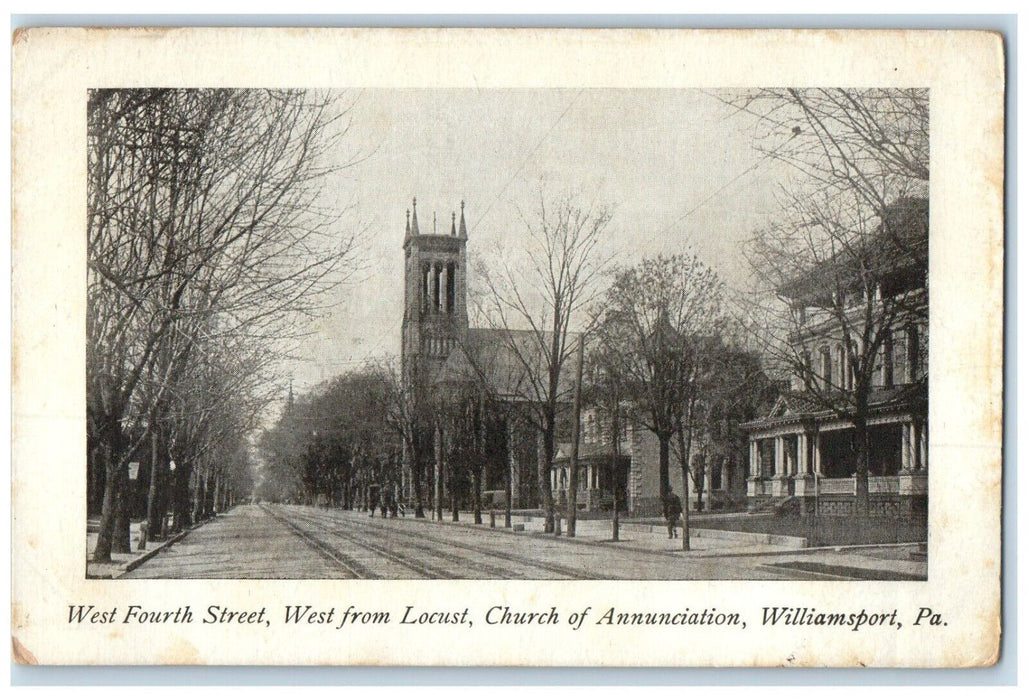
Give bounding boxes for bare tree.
[744,192,928,515]
[594,254,727,549]
[478,193,613,533]
[721,88,928,211]
[87,89,360,561]
[720,88,930,516]
[583,323,631,541]
[382,354,434,519]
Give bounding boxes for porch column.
[774,437,785,477]
[797,433,809,474]
[812,432,822,475]
[749,440,758,478]
[918,421,928,471]
[901,423,913,471]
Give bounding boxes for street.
[121,504,926,580]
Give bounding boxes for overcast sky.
[290,89,791,392]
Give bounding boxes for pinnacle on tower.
[410,197,420,236]
[405,209,411,237]
[451,211,457,236]
[458,200,468,239]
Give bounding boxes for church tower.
[401,197,470,378]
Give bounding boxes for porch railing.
[869,476,901,493]
[817,477,855,495]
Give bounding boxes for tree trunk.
[412,436,425,518]
[658,436,670,501]
[434,425,444,521]
[611,432,620,543]
[171,461,190,532]
[145,431,163,540]
[212,473,221,515]
[88,443,103,517]
[567,338,584,537]
[194,473,206,523]
[472,469,482,525]
[504,418,513,528]
[92,441,121,563]
[111,450,132,554]
[536,426,556,533]
[853,417,871,516]
[676,427,692,552]
[450,455,459,523]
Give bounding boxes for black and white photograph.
[84,87,929,582]
[12,27,1002,667]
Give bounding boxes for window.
[881,329,894,388]
[820,347,832,391]
[446,263,456,313]
[433,265,441,311]
[422,263,430,313]
[906,324,920,382]
[835,345,846,389]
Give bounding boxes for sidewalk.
[85,517,206,579]
[401,509,927,579]
[402,509,801,556]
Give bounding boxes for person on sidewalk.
[664,490,683,539]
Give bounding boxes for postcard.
[11,27,1004,666]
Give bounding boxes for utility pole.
[567,336,585,537]
[434,424,444,521]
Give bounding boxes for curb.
[90,515,218,578]
[358,509,788,560]
[121,529,190,574]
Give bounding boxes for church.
[397,198,751,520]
[399,197,560,518]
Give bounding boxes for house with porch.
[742,197,928,518]
[551,406,748,517]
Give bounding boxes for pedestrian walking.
[664,490,683,539]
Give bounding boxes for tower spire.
[451,211,457,236]
[458,200,468,239]
[410,197,420,236]
[405,208,411,237]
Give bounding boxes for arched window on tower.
[422,263,431,313]
[434,265,442,311]
[447,263,456,314]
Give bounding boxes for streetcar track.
[275,506,505,578]
[282,507,533,579]
[282,505,611,580]
[266,504,452,578]
[260,505,374,579]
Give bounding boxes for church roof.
[435,327,577,404]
